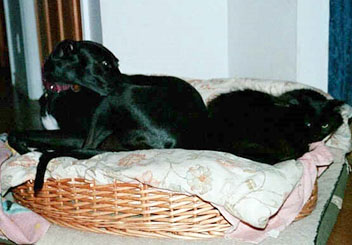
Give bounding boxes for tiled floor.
[0,68,351,243]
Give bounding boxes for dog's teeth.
[41,113,60,130]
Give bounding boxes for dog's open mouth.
[42,66,81,93]
[43,78,81,93]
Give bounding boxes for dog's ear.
[53,39,77,58]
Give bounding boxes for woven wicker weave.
[12,178,317,239]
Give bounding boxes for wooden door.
[35,0,82,64]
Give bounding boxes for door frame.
[20,0,43,99]
[80,0,103,43]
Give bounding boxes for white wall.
[100,0,229,78]
[228,0,297,82]
[99,0,329,91]
[296,0,330,92]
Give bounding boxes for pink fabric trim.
[216,141,333,243]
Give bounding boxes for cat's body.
[207,89,344,164]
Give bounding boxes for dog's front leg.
[34,148,109,194]
[83,97,114,149]
[8,130,86,154]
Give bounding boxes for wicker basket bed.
[12,178,317,239]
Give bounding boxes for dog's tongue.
[43,78,72,93]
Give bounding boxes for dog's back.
[100,74,208,150]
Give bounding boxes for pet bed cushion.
[32,152,350,245]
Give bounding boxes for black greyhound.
[9,40,208,193]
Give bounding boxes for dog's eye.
[306,122,312,128]
[101,60,111,68]
[71,84,81,93]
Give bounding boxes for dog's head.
[43,39,121,96]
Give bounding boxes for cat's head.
[301,99,344,142]
[280,89,345,143]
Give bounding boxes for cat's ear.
[276,98,299,107]
[329,99,344,107]
[274,96,299,107]
[279,90,302,106]
[286,98,300,106]
[327,99,345,112]
[273,101,291,108]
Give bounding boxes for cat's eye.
[322,123,329,129]
[306,122,312,127]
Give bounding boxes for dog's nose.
[54,40,76,58]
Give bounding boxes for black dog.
[207,89,344,164]
[9,40,208,192]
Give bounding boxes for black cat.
[207,89,344,164]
